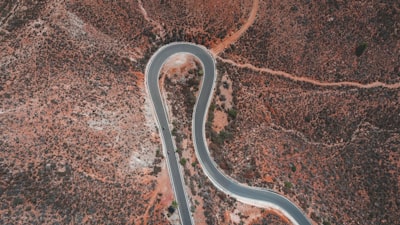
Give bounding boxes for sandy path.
[211,0,259,55]
[141,163,174,224]
[137,0,165,37]
[218,56,400,89]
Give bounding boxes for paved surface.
[145,42,311,225]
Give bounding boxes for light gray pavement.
[145,42,312,225]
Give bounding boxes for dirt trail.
[141,163,174,224]
[218,56,400,89]
[211,0,259,55]
[142,185,157,225]
[269,122,346,148]
[137,0,165,38]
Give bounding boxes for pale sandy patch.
[230,209,241,223]
[235,202,262,222]
[212,109,228,133]
[219,74,234,109]
[212,72,233,132]
[162,53,197,77]
[141,162,175,224]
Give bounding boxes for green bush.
[284,181,293,189]
[171,200,178,208]
[211,130,232,145]
[180,158,187,166]
[290,163,297,172]
[228,108,237,119]
[12,197,24,207]
[355,43,367,57]
[208,104,216,122]
[171,127,177,136]
[219,130,232,140]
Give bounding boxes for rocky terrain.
[0,0,256,224]
[210,0,399,225]
[161,54,289,225]
[1,0,398,224]
[0,0,173,224]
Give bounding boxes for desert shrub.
[227,108,237,119]
[180,158,187,166]
[284,181,293,189]
[355,43,367,57]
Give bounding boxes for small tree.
[284,181,293,189]
[355,42,367,57]
[156,149,161,157]
[180,158,187,166]
[172,127,178,136]
[227,108,237,119]
[290,163,296,172]
[171,200,178,208]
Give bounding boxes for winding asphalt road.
[145,42,312,225]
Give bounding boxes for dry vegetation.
[142,0,252,48]
[161,55,289,225]
[211,1,399,225]
[211,63,399,224]
[1,0,164,224]
[1,0,398,224]
[222,0,399,84]
[0,0,259,224]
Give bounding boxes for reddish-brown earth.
[0,0,258,224]
[209,1,399,225]
[1,0,398,224]
[0,0,172,224]
[161,54,289,225]
[211,0,259,55]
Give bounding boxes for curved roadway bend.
[145,42,312,225]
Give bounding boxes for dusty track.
[137,0,165,37]
[209,0,399,90]
[211,0,259,55]
[218,56,400,89]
